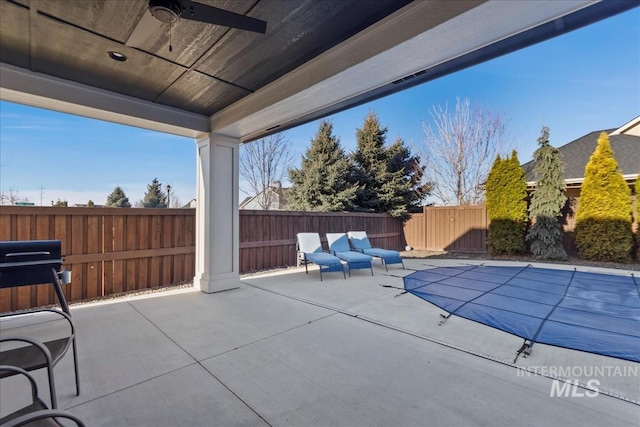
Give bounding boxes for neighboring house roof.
[182,199,197,208]
[239,184,290,210]
[523,120,640,187]
[610,116,640,136]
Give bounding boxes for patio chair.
[296,233,346,281]
[0,309,80,409]
[326,233,373,277]
[0,365,85,427]
[347,231,405,271]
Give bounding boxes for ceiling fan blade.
[126,9,163,47]
[181,0,267,34]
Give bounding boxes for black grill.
[0,240,63,287]
[0,240,70,313]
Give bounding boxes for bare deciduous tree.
[240,133,293,210]
[421,97,512,205]
[0,187,29,205]
[170,194,181,208]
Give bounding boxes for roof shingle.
[522,129,640,183]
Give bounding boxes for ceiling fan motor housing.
[149,0,182,24]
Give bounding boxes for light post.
[166,184,171,208]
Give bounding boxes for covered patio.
[1,259,638,426]
[1,0,636,294]
[1,1,639,425]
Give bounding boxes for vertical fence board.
[85,215,101,299]
[70,215,85,301]
[112,215,125,294]
[103,215,113,296]
[138,215,150,290]
[162,216,173,285]
[125,216,139,292]
[149,215,162,289]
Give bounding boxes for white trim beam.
[0,63,210,138]
[210,0,597,141]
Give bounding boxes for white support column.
[194,133,240,293]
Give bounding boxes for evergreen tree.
[350,112,427,219]
[486,150,528,255]
[574,133,633,262]
[287,120,358,211]
[386,137,432,215]
[635,173,640,261]
[351,112,389,212]
[52,199,68,207]
[87,200,95,207]
[105,186,131,208]
[526,127,568,260]
[141,178,168,208]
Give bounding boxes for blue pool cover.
[403,265,640,362]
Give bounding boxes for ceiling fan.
[126,0,267,48]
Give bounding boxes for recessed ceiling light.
[108,51,127,62]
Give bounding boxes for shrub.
[635,174,640,261]
[574,133,633,262]
[486,151,528,255]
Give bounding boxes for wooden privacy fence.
[0,206,195,312]
[404,205,488,252]
[239,210,405,272]
[1,207,404,311]
[404,196,638,255]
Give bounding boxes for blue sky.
[1,7,638,206]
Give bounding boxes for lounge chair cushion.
[326,233,372,263]
[347,231,403,266]
[304,251,343,268]
[361,248,403,265]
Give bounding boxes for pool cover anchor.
[514,340,533,363]
[380,283,407,298]
[438,313,451,326]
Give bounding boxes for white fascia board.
[0,63,210,138]
[211,0,595,141]
[610,115,640,136]
[527,174,638,187]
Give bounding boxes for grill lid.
[0,240,62,266]
[0,240,63,288]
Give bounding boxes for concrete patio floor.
[1,258,638,426]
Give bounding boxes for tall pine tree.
[486,150,528,255]
[574,133,633,262]
[526,127,567,260]
[351,112,427,219]
[386,137,431,215]
[105,186,131,207]
[142,178,167,208]
[351,112,389,212]
[287,120,357,211]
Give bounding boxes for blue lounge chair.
[347,231,405,271]
[296,233,346,281]
[326,233,373,277]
